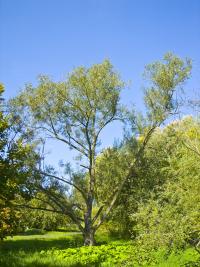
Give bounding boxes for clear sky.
[0,0,200,166]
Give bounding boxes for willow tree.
[10,54,191,245]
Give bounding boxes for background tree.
[20,192,73,231]
[131,117,200,250]
[0,84,39,240]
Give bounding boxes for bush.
[23,228,46,235]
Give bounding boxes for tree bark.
[83,194,96,246]
[83,228,96,246]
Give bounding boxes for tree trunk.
[83,228,96,246]
[83,193,95,246]
[83,212,96,245]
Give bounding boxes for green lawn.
[0,231,199,267]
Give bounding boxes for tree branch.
[92,205,104,225]
[182,141,200,157]
[40,171,88,201]
[12,204,65,215]
[51,130,88,157]
[94,123,159,230]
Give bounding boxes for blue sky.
[0,0,200,166]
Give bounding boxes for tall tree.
[10,54,192,245]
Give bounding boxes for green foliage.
[95,147,129,204]
[11,60,124,152]
[0,84,39,240]
[129,246,200,267]
[21,207,70,231]
[131,117,200,249]
[0,207,22,240]
[98,53,193,239]
[40,241,132,266]
[144,53,192,122]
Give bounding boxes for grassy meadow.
[0,230,199,267]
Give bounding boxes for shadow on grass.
[0,234,88,267]
[0,255,90,267]
[0,235,83,253]
[0,251,97,267]
[18,228,80,236]
[0,253,90,267]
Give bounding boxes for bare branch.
[80,164,90,170]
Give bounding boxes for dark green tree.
[0,84,39,240]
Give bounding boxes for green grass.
[0,231,83,267]
[0,231,199,267]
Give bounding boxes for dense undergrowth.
[0,231,199,267]
[39,243,200,267]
